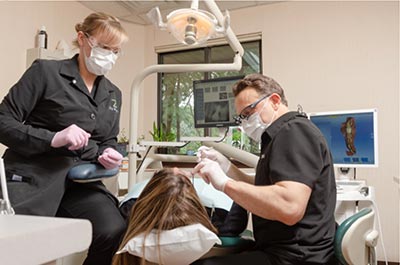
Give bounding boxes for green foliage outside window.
[158,41,262,155]
[149,121,176,142]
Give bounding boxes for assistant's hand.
[51,124,91,150]
[192,158,232,192]
[98,147,123,169]
[197,146,231,173]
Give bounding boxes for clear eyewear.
[234,94,270,125]
[84,32,123,57]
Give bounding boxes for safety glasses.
[84,32,123,57]
[234,94,270,125]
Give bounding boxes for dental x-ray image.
[204,101,229,123]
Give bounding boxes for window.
[157,40,262,155]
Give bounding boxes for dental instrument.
[0,158,15,215]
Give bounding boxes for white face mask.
[241,101,276,142]
[84,46,117,76]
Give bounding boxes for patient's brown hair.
[112,168,217,265]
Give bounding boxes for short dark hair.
[232,73,288,106]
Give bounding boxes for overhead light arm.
[204,0,243,56]
[128,0,244,188]
[147,0,235,47]
[191,0,199,10]
[146,6,167,29]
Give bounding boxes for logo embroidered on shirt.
[109,99,119,113]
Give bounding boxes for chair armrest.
[67,163,119,183]
[200,232,254,260]
[365,230,379,247]
[217,236,254,248]
[216,230,254,248]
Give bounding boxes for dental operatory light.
[147,0,229,45]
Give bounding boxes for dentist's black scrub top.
[0,54,122,216]
[253,111,337,264]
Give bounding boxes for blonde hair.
[112,169,217,265]
[73,12,128,48]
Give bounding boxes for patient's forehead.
[172,167,191,178]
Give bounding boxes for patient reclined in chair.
[113,168,253,265]
[67,164,253,265]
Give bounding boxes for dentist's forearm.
[227,164,255,184]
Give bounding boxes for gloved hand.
[51,124,91,150]
[98,147,123,169]
[192,158,232,192]
[196,146,231,173]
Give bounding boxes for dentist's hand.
[98,148,123,169]
[197,146,231,173]
[193,158,232,192]
[51,124,91,150]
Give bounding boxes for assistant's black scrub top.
[0,55,122,216]
[253,111,337,264]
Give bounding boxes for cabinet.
[0,215,91,265]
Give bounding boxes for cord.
[214,127,229,143]
[176,141,191,148]
[371,200,388,265]
[136,146,153,174]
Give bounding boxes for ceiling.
[79,1,277,25]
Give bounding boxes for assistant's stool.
[59,164,120,265]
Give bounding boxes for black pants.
[191,250,339,265]
[56,182,126,265]
[192,250,275,265]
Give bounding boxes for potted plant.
[116,128,129,157]
[149,122,176,154]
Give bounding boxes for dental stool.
[334,207,378,265]
[67,163,120,196]
[60,164,120,265]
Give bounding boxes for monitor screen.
[193,76,243,128]
[308,108,378,168]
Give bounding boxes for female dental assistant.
[0,12,128,265]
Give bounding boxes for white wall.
[0,0,398,262]
[142,1,399,262]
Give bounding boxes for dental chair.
[334,207,378,265]
[81,165,253,265]
[118,177,254,264]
